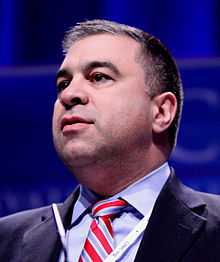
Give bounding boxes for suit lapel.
[134,173,207,262]
[22,189,79,262]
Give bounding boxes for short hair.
[63,19,183,150]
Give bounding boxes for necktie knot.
[92,198,127,219]
[79,198,127,262]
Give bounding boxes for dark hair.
[63,19,183,149]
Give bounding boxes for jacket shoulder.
[0,205,52,231]
[195,190,220,221]
[0,205,54,261]
[167,172,220,217]
[1,207,52,241]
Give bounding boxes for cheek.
[100,97,150,135]
[52,101,61,133]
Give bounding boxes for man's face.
[53,34,155,169]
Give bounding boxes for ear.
[152,92,177,134]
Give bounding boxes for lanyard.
[52,203,153,262]
[104,207,153,262]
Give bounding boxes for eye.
[56,79,70,93]
[89,72,113,83]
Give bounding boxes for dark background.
[0,0,220,216]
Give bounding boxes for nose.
[58,80,89,110]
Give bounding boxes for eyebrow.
[56,69,71,81]
[82,61,121,76]
[56,60,121,81]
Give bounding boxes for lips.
[61,115,93,132]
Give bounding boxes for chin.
[58,144,97,169]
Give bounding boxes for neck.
[70,145,168,196]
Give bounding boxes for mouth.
[61,115,93,134]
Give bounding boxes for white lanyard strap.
[104,207,153,262]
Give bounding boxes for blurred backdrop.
[0,0,220,216]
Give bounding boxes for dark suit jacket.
[1,172,220,262]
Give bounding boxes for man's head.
[52,19,183,194]
[62,20,183,149]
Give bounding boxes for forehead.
[61,34,142,69]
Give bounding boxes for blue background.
[0,0,220,216]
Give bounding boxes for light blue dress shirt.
[59,162,170,261]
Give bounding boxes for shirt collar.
[71,162,170,223]
[113,162,170,216]
[71,185,98,224]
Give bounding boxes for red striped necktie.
[79,199,127,262]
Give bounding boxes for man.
[0,19,220,262]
